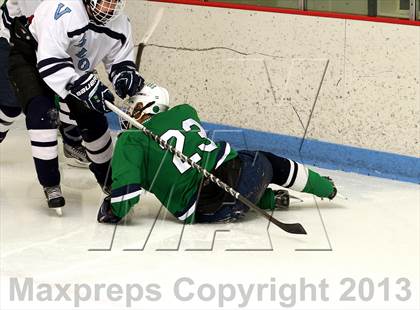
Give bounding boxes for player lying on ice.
[97,83,337,224]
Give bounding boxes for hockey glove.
[97,196,122,224]
[114,70,144,99]
[10,16,38,55]
[68,73,114,113]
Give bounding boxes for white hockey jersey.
[1,0,42,41]
[29,0,136,99]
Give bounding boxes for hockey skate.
[63,143,90,168]
[43,185,65,216]
[273,189,303,210]
[322,176,338,200]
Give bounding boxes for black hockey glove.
[10,16,38,56]
[114,70,144,99]
[97,196,122,224]
[68,73,114,113]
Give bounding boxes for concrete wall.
[119,1,419,160]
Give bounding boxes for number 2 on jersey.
[159,119,217,174]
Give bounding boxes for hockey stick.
[135,8,165,69]
[105,101,307,235]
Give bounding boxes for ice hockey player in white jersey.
[0,0,89,167]
[7,0,144,212]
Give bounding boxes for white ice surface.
[0,120,419,310]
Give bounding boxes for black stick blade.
[275,220,307,235]
[238,196,307,235]
[264,209,307,234]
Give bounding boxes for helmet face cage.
[88,0,126,25]
[117,99,157,131]
[118,84,170,130]
[118,104,131,131]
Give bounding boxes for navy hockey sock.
[59,122,83,147]
[58,102,83,147]
[74,109,113,188]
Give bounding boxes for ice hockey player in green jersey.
[97,83,337,224]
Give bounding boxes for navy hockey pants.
[0,38,19,108]
[195,150,273,223]
[0,38,21,142]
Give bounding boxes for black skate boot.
[323,176,337,200]
[273,189,290,210]
[63,143,90,168]
[43,185,65,210]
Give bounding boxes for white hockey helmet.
[84,0,126,25]
[119,83,169,129]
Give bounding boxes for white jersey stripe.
[111,190,142,204]
[215,142,231,169]
[178,201,197,221]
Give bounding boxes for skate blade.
[65,157,90,168]
[289,195,304,205]
[55,208,63,216]
[335,193,348,200]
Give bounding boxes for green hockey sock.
[302,169,334,198]
[257,188,276,210]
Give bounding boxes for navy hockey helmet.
[83,0,126,25]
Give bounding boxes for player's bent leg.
[260,151,336,199]
[26,96,64,208]
[0,105,21,143]
[65,98,113,192]
[59,102,89,168]
[8,40,65,209]
[59,101,83,145]
[26,96,60,186]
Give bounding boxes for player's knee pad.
[25,96,59,130]
[25,96,58,161]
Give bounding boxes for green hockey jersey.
[110,104,238,223]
